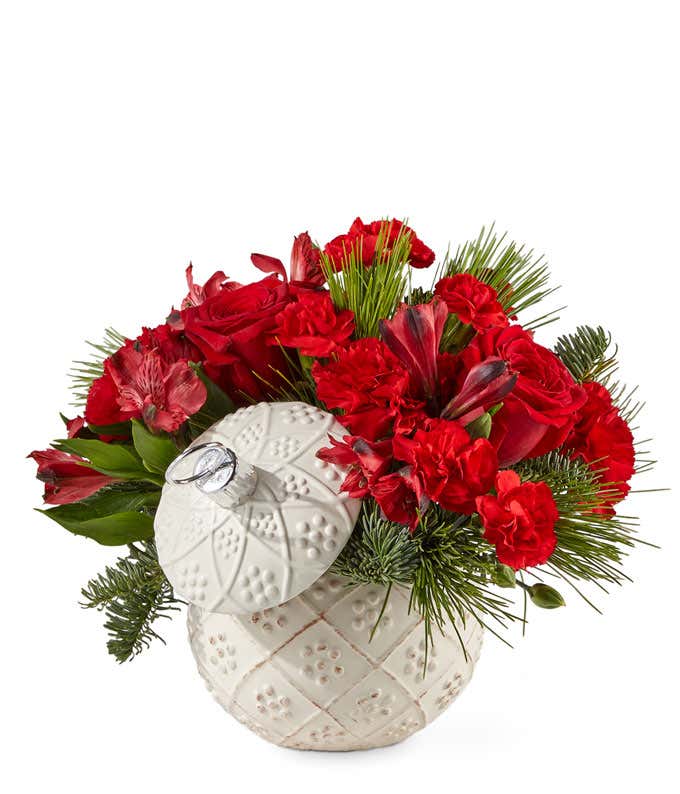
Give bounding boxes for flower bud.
[495,563,517,588]
[441,357,517,424]
[528,583,566,609]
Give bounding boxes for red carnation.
[434,274,509,332]
[312,337,411,440]
[324,217,435,271]
[181,273,291,401]
[270,290,354,358]
[393,418,498,515]
[476,470,558,570]
[29,449,117,505]
[564,381,635,512]
[455,326,587,466]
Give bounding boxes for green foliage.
[81,541,181,662]
[38,484,159,545]
[69,328,127,406]
[332,504,419,586]
[53,437,160,482]
[321,221,413,337]
[554,325,617,383]
[187,363,236,437]
[131,419,179,474]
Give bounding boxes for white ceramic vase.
[188,572,483,751]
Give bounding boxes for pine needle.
[69,328,127,407]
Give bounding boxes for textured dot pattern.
[155,402,362,613]
[188,574,483,751]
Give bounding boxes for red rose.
[455,326,587,466]
[563,381,635,512]
[270,290,354,357]
[476,470,558,570]
[393,418,498,514]
[181,273,291,401]
[324,217,435,270]
[86,344,206,433]
[434,274,509,332]
[312,337,411,440]
[29,449,117,505]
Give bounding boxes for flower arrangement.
[30,218,654,663]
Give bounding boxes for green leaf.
[527,583,566,609]
[39,505,155,545]
[86,420,132,437]
[494,563,517,588]
[53,437,150,480]
[131,420,178,474]
[187,363,235,436]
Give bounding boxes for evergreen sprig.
[321,221,413,337]
[81,541,181,662]
[554,325,618,383]
[69,328,127,406]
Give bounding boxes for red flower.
[317,435,392,498]
[455,326,587,466]
[393,418,498,515]
[324,218,435,270]
[476,470,558,570]
[371,471,423,529]
[181,273,291,401]
[379,300,448,404]
[29,449,117,505]
[312,337,411,440]
[563,382,635,512]
[251,231,325,290]
[441,357,517,424]
[181,264,231,310]
[270,290,354,357]
[86,344,207,433]
[434,274,509,332]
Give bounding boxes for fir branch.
[554,325,618,383]
[439,224,557,318]
[69,328,127,406]
[321,220,413,337]
[81,540,182,662]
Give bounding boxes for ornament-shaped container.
[155,402,483,751]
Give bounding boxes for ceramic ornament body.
[154,402,361,614]
[188,573,483,751]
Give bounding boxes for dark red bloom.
[379,300,448,404]
[393,418,498,515]
[441,357,517,424]
[476,470,558,570]
[312,337,411,440]
[455,326,587,466]
[181,273,291,401]
[270,290,354,357]
[251,231,325,289]
[370,471,423,529]
[317,435,392,498]
[563,381,635,512]
[324,218,435,270]
[29,449,117,505]
[434,274,509,332]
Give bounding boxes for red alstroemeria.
[324,218,436,271]
[317,435,392,497]
[370,470,423,529]
[86,346,206,433]
[441,357,517,424]
[434,273,509,332]
[251,231,325,289]
[270,290,354,357]
[476,470,558,570]
[29,449,117,505]
[379,300,448,405]
[393,418,498,515]
[181,264,230,309]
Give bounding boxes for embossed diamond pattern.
[189,576,483,750]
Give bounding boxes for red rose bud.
[441,357,517,424]
[379,300,448,404]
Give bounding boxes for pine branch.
[81,541,182,662]
[439,224,557,318]
[554,325,618,383]
[69,328,127,407]
[321,220,413,337]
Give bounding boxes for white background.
[1,2,678,792]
